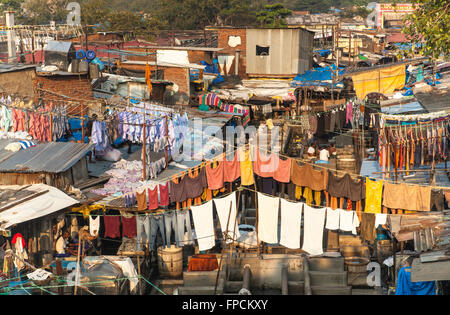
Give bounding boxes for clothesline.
[0,102,170,129]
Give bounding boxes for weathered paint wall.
[0,68,36,99]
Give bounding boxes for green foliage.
[402,0,450,59]
[256,3,292,28]
[20,0,69,24]
[0,0,24,11]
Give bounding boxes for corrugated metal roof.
[44,40,74,53]
[0,139,16,164]
[0,141,93,173]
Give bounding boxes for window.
[256,45,270,56]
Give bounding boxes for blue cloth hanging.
[395,267,436,295]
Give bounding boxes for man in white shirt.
[319,148,330,162]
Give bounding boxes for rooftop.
[0,140,92,173]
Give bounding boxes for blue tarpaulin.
[315,49,331,57]
[201,60,224,86]
[396,267,436,295]
[291,64,345,88]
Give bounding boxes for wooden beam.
[411,258,450,282]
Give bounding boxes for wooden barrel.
[157,246,183,278]
[341,245,370,258]
[344,257,370,273]
[376,240,393,263]
[337,158,356,173]
[338,154,354,159]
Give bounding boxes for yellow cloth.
[303,187,313,205]
[365,179,384,214]
[72,204,106,220]
[314,191,321,206]
[351,64,406,100]
[239,148,254,186]
[295,186,302,200]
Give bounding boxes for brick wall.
[217,28,247,78]
[121,63,190,105]
[34,74,95,116]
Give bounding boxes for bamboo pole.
[74,235,82,295]
[214,201,233,295]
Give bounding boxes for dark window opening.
[256,45,270,56]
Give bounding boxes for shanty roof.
[0,63,36,74]
[0,184,78,230]
[415,91,450,114]
[0,140,92,173]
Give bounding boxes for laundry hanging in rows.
[280,198,302,249]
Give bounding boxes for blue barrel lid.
[76,49,86,59]
[86,50,96,60]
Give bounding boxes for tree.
[256,3,292,28]
[21,0,69,24]
[402,0,450,59]
[219,0,258,27]
[0,0,24,11]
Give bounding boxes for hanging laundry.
[239,148,254,186]
[383,182,431,212]
[136,189,147,211]
[360,213,377,243]
[0,105,12,132]
[253,149,277,178]
[148,186,159,210]
[291,161,328,191]
[280,198,302,249]
[339,209,359,235]
[325,208,340,230]
[257,193,280,244]
[89,215,100,236]
[365,179,384,214]
[375,214,387,228]
[223,151,241,182]
[198,94,223,111]
[190,200,215,252]
[327,172,365,201]
[206,159,224,190]
[301,205,326,256]
[159,182,170,207]
[213,191,240,243]
[273,157,291,183]
[104,215,121,239]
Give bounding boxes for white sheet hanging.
[257,192,280,244]
[339,209,359,235]
[375,213,387,228]
[190,200,215,251]
[280,199,302,249]
[301,205,326,256]
[213,191,240,243]
[325,208,340,230]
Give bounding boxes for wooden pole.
[281,265,288,295]
[74,235,82,295]
[164,115,169,169]
[214,201,233,295]
[348,30,352,68]
[304,256,312,295]
[142,103,147,181]
[31,31,35,64]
